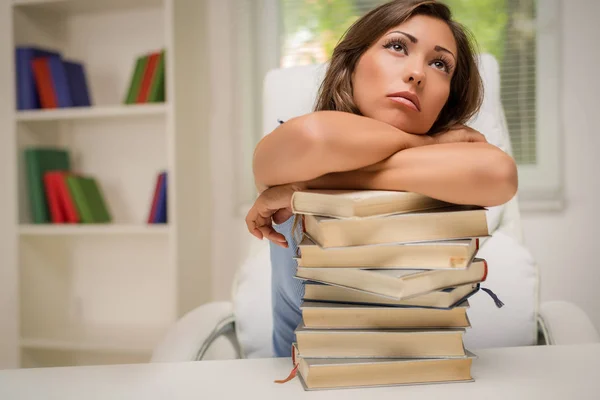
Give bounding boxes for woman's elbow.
[252,114,323,186]
[483,150,518,206]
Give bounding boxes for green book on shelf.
[124,54,148,104]
[66,175,112,223]
[24,147,71,224]
[148,50,165,103]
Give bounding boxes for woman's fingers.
[245,201,288,248]
[245,183,302,248]
[258,226,288,248]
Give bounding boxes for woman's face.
[352,15,457,134]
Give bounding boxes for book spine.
[15,48,38,110]
[147,173,164,223]
[67,177,94,223]
[153,172,167,223]
[124,55,148,104]
[47,55,73,107]
[24,150,49,223]
[31,58,58,108]
[55,172,80,223]
[481,259,488,282]
[136,52,159,103]
[147,50,165,103]
[64,61,91,107]
[43,172,65,223]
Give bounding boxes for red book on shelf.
[55,171,80,223]
[147,172,164,223]
[44,171,80,223]
[43,172,65,223]
[136,52,160,103]
[31,57,58,109]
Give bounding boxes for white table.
[1,343,599,399]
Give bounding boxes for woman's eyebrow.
[386,30,456,61]
[434,45,456,62]
[387,30,418,43]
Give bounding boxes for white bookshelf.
[15,103,167,122]
[19,224,170,236]
[0,0,213,368]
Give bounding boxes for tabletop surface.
[1,343,599,399]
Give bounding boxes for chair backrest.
[233,54,539,359]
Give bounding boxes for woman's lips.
[389,96,420,112]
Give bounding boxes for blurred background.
[0,0,597,369]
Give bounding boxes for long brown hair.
[313,0,483,134]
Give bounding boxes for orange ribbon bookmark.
[274,363,299,384]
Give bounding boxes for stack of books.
[25,147,111,224]
[281,189,503,391]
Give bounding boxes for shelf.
[15,103,167,122]
[20,324,168,354]
[12,0,164,15]
[19,224,170,236]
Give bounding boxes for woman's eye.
[432,60,447,72]
[383,40,407,54]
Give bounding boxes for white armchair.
[150,55,600,363]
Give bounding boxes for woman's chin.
[365,110,430,134]
[388,119,428,135]
[363,108,431,135]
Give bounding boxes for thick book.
[300,300,471,329]
[304,204,489,248]
[291,189,451,219]
[302,282,480,309]
[295,322,467,358]
[291,343,475,390]
[15,46,61,110]
[295,259,487,300]
[297,236,479,269]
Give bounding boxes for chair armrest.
[150,301,241,362]
[538,300,600,345]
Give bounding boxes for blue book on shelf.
[47,55,73,107]
[15,46,61,110]
[153,172,167,223]
[64,60,92,107]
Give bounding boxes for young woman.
[245,0,518,357]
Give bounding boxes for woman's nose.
[403,64,426,87]
[408,75,424,86]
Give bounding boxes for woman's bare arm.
[252,110,432,191]
[307,142,518,207]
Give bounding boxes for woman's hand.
[245,183,306,248]
[431,124,488,144]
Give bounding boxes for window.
[277,0,562,209]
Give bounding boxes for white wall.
[521,0,600,331]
